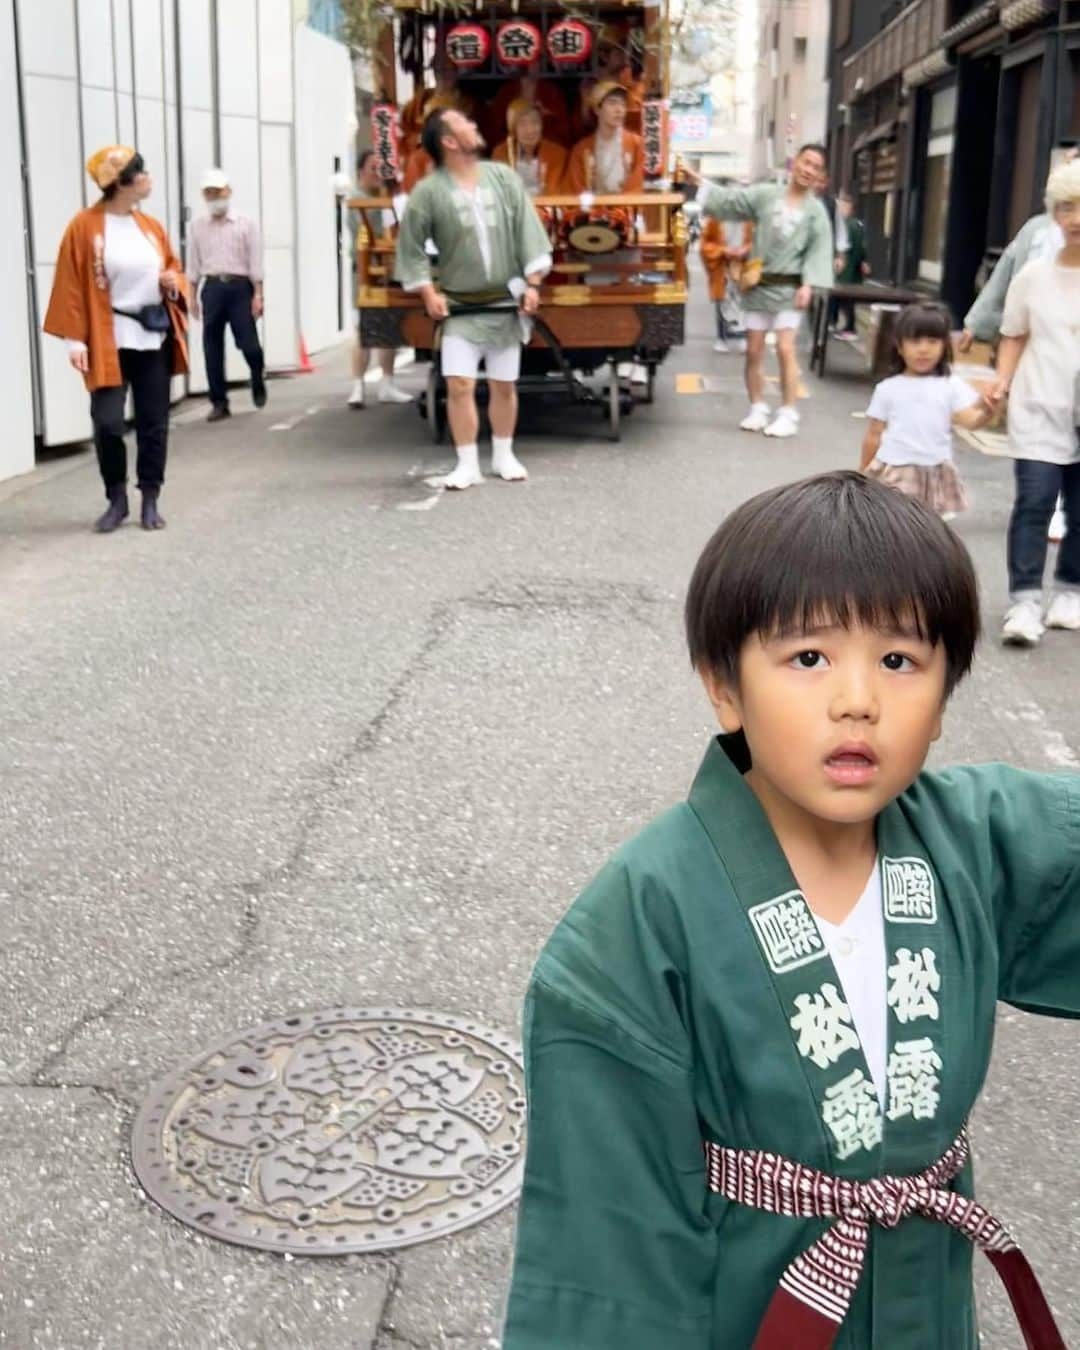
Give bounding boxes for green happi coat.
[700,182,834,313]
[503,736,1080,1348]
[396,161,552,348]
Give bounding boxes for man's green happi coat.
[504,737,1080,1348]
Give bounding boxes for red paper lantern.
[445,22,491,69]
[495,20,542,67]
[546,19,592,67]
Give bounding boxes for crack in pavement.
[26,575,669,1082]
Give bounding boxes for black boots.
[140,488,166,530]
[94,485,129,533]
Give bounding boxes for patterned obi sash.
[704,1128,1066,1349]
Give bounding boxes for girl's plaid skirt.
[864,457,968,517]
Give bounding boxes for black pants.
[202,277,264,408]
[90,343,172,496]
[1007,456,1080,598]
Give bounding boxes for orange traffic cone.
[297,336,314,373]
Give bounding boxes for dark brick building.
[826,0,1080,321]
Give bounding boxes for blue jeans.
[1007,456,1080,599]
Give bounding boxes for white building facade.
[2,0,355,485]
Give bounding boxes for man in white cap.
[188,167,266,421]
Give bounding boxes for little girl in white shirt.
[860,303,988,518]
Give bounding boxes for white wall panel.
[0,5,36,480]
[24,77,84,262]
[161,0,177,103]
[261,246,296,369]
[34,265,94,448]
[17,0,77,77]
[132,0,163,98]
[257,0,292,123]
[117,92,136,147]
[177,0,212,110]
[111,0,133,93]
[77,0,116,88]
[137,98,168,222]
[180,104,214,223]
[259,122,293,249]
[294,25,353,352]
[81,85,118,159]
[217,0,257,117]
[163,98,181,247]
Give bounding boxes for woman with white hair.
[990,158,1080,645]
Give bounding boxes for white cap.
[201,167,229,190]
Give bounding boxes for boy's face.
[701,619,947,828]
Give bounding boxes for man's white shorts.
[440,335,521,382]
[743,309,803,332]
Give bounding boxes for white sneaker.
[1045,591,1080,630]
[1049,506,1066,543]
[1001,599,1045,647]
[347,380,365,408]
[764,408,800,438]
[732,337,748,353]
[740,403,772,432]
[378,381,412,404]
[712,338,730,354]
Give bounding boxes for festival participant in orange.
[493,102,567,199]
[487,63,570,148]
[402,144,434,192]
[574,25,645,138]
[399,54,477,159]
[564,83,644,195]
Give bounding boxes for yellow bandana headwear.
[86,145,137,191]
[590,80,627,113]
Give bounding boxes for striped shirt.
[187,210,263,284]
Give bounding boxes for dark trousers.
[202,277,264,408]
[89,343,172,496]
[1007,456,1080,598]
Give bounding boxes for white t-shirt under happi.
[866,373,979,467]
[813,864,887,1106]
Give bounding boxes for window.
[918,85,957,283]
[783,73,790,98]
[794,37,808,61]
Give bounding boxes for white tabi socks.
[445,443,485,491]
[491,436,528,482]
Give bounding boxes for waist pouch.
[112,303,171,333]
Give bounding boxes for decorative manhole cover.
[131,1007,526,1254]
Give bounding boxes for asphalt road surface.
[1,280,1077,1349]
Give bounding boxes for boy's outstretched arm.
[502,963,716,1347]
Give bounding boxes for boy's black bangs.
[686,472,980,693]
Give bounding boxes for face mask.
[208,198,229,217]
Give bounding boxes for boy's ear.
[698,666,744,734]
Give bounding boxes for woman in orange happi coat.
[492,101,567,199]
[564,82,644,194]
[43,145,189,532]
[700,215,754,352]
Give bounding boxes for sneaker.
[764,408,800,438]
[252,378,267,409]
[739,403,772,432]
[1001,599,1045,647]
[732,337,748,354]
[207,403,231,423]
[347,380,365,408]
[1045,591,1080,630]
[378,381,413,404]
[712,338,730,354]
[1049,506,1066,542]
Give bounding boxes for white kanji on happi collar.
[748,854,945,1163]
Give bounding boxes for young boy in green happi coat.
[503,472,1075,1350]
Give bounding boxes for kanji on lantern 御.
[445,22,491,70]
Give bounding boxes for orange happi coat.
[700,218,755,301]
[492,138,568,196]
[43,203,189,392]
[563,130,645,195]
